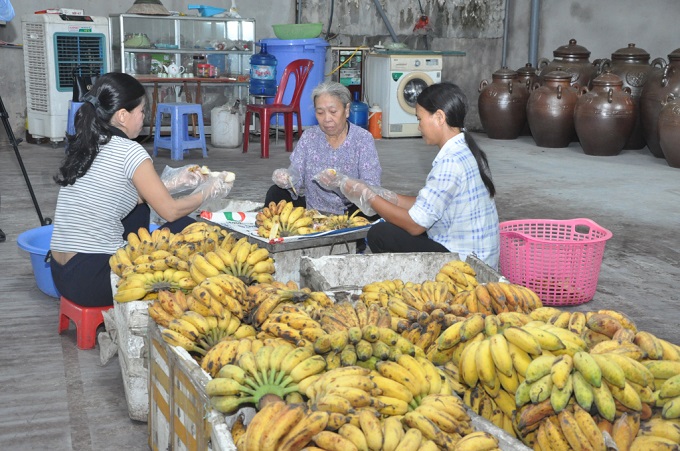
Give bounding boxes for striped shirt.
[51,136,150,255]
[290,122,382,214]
[408,133,500,268]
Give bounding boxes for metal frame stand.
[0,94,52,242]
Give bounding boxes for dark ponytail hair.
[417,82,496,198]
[55,72,146,186]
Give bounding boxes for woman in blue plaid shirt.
[316,82,500,268]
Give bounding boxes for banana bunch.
[635,418,680,448]
[148,290,188,326]
[236,400,330,451]
[109,226,175,276]
[531,407,608,451]
[454,282,543,316]
[318,300,392,334]
[302,366,382,416]
[649,362,680,418]
[463,384,517,437]
[159,310,255,362]
[578,310,639,348]
[188,237,275,285]
[373,354,454,415]
[259,305,327,347]
[169,221,233,258]
[255,200,316,238]
[190,273,249,320]
[207,344,326,413]
[249,287,333,329]
[360,278,405,300]
[435,259,479,295]
[315,209,372,232]
[113,265,194,302]
[398,393,475,449]
[314,323,419,371]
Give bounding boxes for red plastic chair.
[58,296,113,350]
[243,59,315,158]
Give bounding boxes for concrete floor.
[0,130,678,449]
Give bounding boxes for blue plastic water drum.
[17,224,60,298]
[260,38,329,127]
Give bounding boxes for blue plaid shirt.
[409,133,500,268]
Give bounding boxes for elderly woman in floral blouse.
[265,81,382,214]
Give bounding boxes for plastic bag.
[0,0,15,22]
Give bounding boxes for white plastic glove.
[161,164,207,194]
[272,166,302,197]
[314,169,397,216]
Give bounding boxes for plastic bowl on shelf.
[272,23,323,40]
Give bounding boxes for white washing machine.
[365,53,443,138]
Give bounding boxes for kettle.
[163,62,186,77]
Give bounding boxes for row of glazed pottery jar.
[478,39,680,168]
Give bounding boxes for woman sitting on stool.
[50,72,234,307]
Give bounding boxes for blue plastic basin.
[17,225,60,298]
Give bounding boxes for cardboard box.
[148,320,236,451]
[300,253,503,292]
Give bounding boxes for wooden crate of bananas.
[110,222,680,450]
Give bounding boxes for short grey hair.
[311,81,351,106]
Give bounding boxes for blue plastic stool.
[67,101,84,136]
[153,102,208,160]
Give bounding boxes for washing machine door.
[397,72,434,115]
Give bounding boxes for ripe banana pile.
[206,344,326,413]
[256,200,315,238]
[109,226,174,277]
[189,236,276,285]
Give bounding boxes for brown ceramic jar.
[478,67,530,140]
[640,48,680,158]
[658,94,680,168]
[538,39,601,88]
[574,71,635,156]
[601,43,663,149]
[527,70,579,148]
[516,63,538,135]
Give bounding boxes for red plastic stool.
[58,296,113,350]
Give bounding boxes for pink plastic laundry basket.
[499,218,613,306]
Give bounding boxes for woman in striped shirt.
[50,73,233,307]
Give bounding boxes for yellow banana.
[550,373,573,413]
[529,374,554,404]
[277,410,329,451]
[551,354,574,390]
[489,333,514,377]
[451,430,499,451]
[381,416,404,451]
[592,379,617,422]
[523,325,566,351]
[358,409,383,451]
[396,354,430,397]
[573,404,606,451]
[503,326,542,356]
[572,369,595,411]
[258,403,307,451]
[525,354,558,383]
[573,351,603,387]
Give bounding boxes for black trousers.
[367,221,449,254]
[50,204,195,307]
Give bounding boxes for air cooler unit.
[22,14,110,143]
